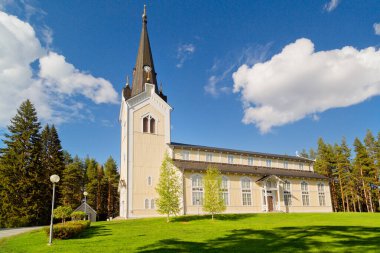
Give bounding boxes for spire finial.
[126,75,130,86]
[142,5,147,23]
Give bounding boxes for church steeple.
[131,5,158,97]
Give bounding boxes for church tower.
[119,6,172,218]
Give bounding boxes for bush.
[45,220,91,239]
[71,211,86,221]
[54,206,73,224]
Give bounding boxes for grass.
[1,213,380,252]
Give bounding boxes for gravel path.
[0,226,44,239]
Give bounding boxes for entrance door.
[267,196,274,212]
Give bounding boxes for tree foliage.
[0,100,46,227]
[313,129,380,213]
[54,206,73,224]
[203,166,225,220]
[156,153,181,222]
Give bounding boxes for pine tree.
[85,157,98,209]
[40,124,65,222]
[104,156,119,218]
[203,166,225,220]
[156,153,181,222]
[60,156,85,209]
[335,138,351,212]
[353,138,373,212]
[0,100,46,227]
[315,138,339,211]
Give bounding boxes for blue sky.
[1,0,380,167]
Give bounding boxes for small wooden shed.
[74,202,97,222]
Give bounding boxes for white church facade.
[118,7,332,218]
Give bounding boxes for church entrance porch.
[257,175,284,212]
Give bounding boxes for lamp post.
[83,191,88,220]
[48,174,60,245]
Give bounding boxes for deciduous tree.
[156,153,181,222]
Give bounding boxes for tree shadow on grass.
[72,225,112,239]
[137,226,380,252]
[172,213,254,223]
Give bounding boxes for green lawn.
[1,213,380,252]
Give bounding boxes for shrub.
[45,220,91,239]
[54,206,73,224]
[71,211,86,221]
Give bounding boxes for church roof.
[169,142,314,163]
[172,160,326,180]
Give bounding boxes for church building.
[119,7,332,218]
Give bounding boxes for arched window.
[192,174,203,205]
[150,118,155,134]
[142,115,156,134]
[147,176,152,186]
[221,176,229,205]
[151,199,155,209]
[241,177,252,206]
[143,117,149,133]
[301,181,309,206]
[283,180,292,206]
[144,199,149,209]
[318,183,326,206]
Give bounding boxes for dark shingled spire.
[131,5,158,96]
[123,6,167,102]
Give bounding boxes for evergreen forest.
[0,100,119,228]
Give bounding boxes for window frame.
[241,177,252,206]
[191,174,203,205]
[301,181,310,206]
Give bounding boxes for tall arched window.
[142,115,156,134]
[151,199,155,209]
[144,199,149,209]
[143,117,149,133]
[150,118,155,133]
[318,183,326,206]
[283,180,292,206]
[192,174,203,205]
[301,181,309,206]
[221,176,229,205]
[241,177,252,206]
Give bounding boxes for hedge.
[45,220,91,239]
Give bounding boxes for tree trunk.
[357,195,362,212]
[360,167,370,212]
[368,189,374,212]
[166,213,169,223]
[108,180,112,217]
[338,173,345,212]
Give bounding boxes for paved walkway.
[0,226,44,239]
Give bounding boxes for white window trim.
[144,198,149,209]
[228,155,234,164]
[221,176,230,206]
[191,174,203,205]
[240,177,252,206]
[140,112,158,134]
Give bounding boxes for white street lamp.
[83,191,88,220]
[48,174,60,245]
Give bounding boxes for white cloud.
[233,38,380,133]
[374,23,380,35]
[324,0,340,12]
[0,11,118,127]
[176,43,195,68]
